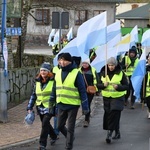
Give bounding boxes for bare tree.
[13,0,88,68]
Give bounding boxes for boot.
[112,130,121,140]
[106,130,113,143]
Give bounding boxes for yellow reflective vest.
[63,41,68,48]
[124,56,139,76]
[35,81,53,108]
[55,69,81,105]
[146,72,150,97]
[101,71,126,98]
[52,66,60,74]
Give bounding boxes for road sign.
[6,27,21,36]
[52,12,69,29]
[7,0,22,18]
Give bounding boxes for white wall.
[27,3,116,36]
[116,3,147,15]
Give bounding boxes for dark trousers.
[125,76,136,105]
[103,110,121,131]
[39,113,57,147]
[145,96,150,111]
[57,107,79,149]
[85,94,94,122]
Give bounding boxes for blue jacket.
[50,62,89,111]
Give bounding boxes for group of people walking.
[26,42,150,149]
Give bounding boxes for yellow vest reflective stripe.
[36,81,53,108]
[53,66,59,74]
[91,67,97,85]
[91,67,98,91]
[101,71,126,98]
[55,69,81,105]
[124,56,139,76]
[146,72,150,97]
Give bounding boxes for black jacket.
[141,64,150,99]
[97,64,129,111]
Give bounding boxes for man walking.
[50,53,89,150]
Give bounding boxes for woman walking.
[97,57,129,143]
[26,62,57,150]
[80,58,98,127]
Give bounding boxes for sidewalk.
[0,97,96,149]
[24,46,53,56]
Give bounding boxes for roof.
[116,3,150,19]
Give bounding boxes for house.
[116,3,150,28]
[26,0,125,45]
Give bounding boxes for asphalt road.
[4,98,150,150]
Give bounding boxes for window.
[93,10,105,17]
[35,9,50,25]
[75,10,88,25]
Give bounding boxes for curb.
[0,98,96,150]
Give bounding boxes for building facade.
[25,0,125,45]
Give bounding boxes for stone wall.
[7,54,54,104]
[7,67,39,103]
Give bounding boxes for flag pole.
[142,47,146,110]
[105,44,108,80]
[105,12,107,81]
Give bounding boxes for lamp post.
[0,0,8,123]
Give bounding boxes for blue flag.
[141,29,150,47]
[131,48,146,99]
[77,11,107,56]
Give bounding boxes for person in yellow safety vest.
[52,53,64,137]
[52,53,64,75]
[62,35,69,48]
[89,47,97,63]
[80,58,98,127]
[97,57,129,144]
[26,62,58,150]
[136,43,143,58]
[141,55,150,119]
[121,47,139,109]
[49,53,89,150]
[52,44,59,55]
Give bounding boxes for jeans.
[57,107,79,149]
[85,93,94,122]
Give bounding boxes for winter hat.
[61,53,72,62]
[129,46,137,53]
[40,62,51,72]
[107,57,118,66]
[82,58,90,64]
[57,53,64,60]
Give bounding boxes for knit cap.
[61,53,72,62]
[129,46,137,53]
[82,58,90,64]
[40,62,51,72]
[107,57,118,66]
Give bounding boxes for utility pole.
[0,0,8,123]
[52,12,69,52]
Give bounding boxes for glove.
[82,110,89,115]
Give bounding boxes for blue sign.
[6,27,22,36]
